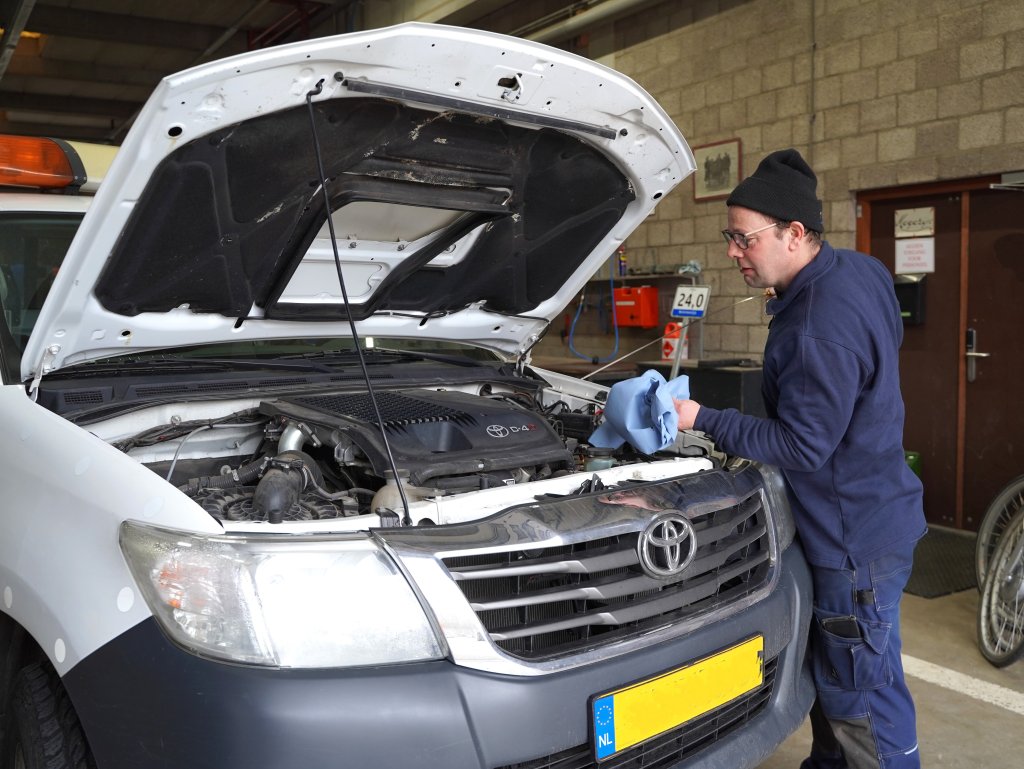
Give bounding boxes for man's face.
[725,206,796,291]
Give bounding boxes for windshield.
[0,212,83,382]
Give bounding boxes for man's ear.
[786,221,806,249]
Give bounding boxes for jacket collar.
[766,241,835,316]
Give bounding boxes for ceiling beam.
[4,53,164,88]
[362,0,512,29]
[0,88,138,119]
[26,3,246,52]
[272,0,358,46]
[521,0,665,44]
[418,0,511,25]
[0,115,115,141]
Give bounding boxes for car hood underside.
[95,97,634,323]
[23,23,692,382]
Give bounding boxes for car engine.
[161,386,591,525]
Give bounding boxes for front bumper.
[64,543,813,769]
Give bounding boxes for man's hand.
[673,398,701,431]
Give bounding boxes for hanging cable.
[568,252,619,363]
[305,77,412,525]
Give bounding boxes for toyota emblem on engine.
[486,424,510,438]
[638,513,697,578]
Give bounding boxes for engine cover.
[261,389,571,486]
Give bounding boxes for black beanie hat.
[726,148,824,232]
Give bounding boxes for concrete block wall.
[532,0,1024,362]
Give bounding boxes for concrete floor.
[756,588,1024,768]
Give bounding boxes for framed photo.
[693,139,741,201]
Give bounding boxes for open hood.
[24,22,694,383]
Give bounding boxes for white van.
[0,23,813,769]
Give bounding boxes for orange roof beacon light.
[0,135,82,190]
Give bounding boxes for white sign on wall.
[894,207,935,238]
[894,238,935,274]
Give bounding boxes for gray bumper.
[65,543,813,769]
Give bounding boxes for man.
[673,149,926,769]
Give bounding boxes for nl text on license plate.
[590,635,764,762]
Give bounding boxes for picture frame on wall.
[692,139,741,201]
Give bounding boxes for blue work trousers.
[800,543,920,769]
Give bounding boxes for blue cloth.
[589,370,689,454]
[693,243,926,569]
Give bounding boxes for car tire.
[4,661,95,769]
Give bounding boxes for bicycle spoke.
[978,508,1024,665]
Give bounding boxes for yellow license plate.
[591,636,764,761]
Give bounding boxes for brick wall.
[531,0,1024,362]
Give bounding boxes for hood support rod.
[304,75,412,526]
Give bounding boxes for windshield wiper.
[279,347,489,369]
[55,354,337,377]
[277,348,402,362]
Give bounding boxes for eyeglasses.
[720,222,783,250]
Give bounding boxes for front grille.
[495,657,778,769]
[442,490,770,659]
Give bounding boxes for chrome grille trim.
[452,490,769,654]
[381,463,782,676]
[470,522,767,615]
[449,546,636,581]
[489,549,770,642]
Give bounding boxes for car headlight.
[119,521,445,668]
[752,462,797,551]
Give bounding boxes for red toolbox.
[613,286,659,327]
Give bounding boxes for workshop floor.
[756,588,1024,768]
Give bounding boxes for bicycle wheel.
[977,508,1024,667]
[975,474,1024,589]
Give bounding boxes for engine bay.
[41,343,719,530]
[90,373,680,526]
[187,386,583,524]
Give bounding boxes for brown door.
[869,193,963,527]
[962,189,1024,528]
[860,180,1023,530]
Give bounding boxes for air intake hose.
[253,450,323,524]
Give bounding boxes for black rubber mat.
[904,527,977,598]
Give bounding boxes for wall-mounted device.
[893,273,926,325]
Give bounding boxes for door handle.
[965,327,991,382]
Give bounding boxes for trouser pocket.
[813,611,892,692]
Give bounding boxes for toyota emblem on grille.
[638,513,697,578]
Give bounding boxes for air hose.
[568,252,620,363]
